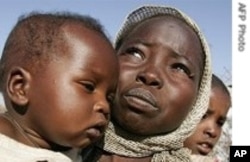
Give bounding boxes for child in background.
[184,74,231,161]
[211,107,231,162]
[0,12,118,161]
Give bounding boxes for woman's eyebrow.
[125,38,154,46]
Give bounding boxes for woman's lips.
[124,88,158,112]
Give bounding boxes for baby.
[0,12,118,161]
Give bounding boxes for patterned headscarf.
[102,5,212,162]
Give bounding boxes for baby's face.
[184,87,230,155]
[27,24,118,149]
[112,16,204,136]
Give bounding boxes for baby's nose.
[94,98,110,119]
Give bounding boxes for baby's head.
[184,74,231,155]
[0,12,118,149]
[111,6,211,138]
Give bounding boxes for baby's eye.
[172,63,191,76]
[81,82,95,92]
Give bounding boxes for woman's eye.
[131,52,142,59]
[82,82,95,92]
[125,47,143,59]
[172,63,191,76]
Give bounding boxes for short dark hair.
[0,11,110,91]
[212,74,231,101]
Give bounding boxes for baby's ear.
[7,67,31,106]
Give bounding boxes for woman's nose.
[136,68,163,89]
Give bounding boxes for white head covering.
[103,5,212,162]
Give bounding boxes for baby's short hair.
[0,12,110,91]
[212,74,231,100]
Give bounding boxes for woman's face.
[112,16,204,136]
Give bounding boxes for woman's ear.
[7,67,31,106]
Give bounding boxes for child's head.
[0,12,118,149]
[184,74,231,155]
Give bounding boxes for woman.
[83,5,212,162]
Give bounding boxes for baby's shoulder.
[0,105,6,113]
[0,114,16,138]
